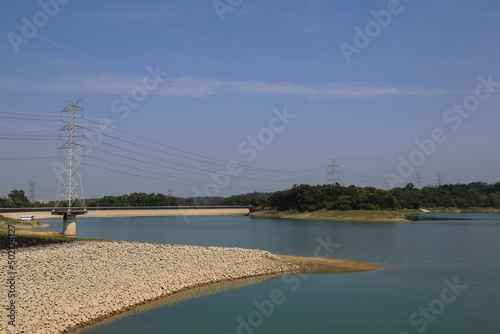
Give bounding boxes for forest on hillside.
[85,191,270,207]
[2,182,500,211]
[256,182,500,212]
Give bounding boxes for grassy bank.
[0,228,113,241]
[250,209,420,222]
[0,214,48,229]
[0,214,110,249]
[426,207,500,213]
[251,207,500,222]
[0,228,116,249]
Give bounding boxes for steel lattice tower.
[328,159,338,185]
[385,172,392,191]
[54,99,86,210]
[29,181,36,203]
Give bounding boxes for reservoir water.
[41,213,500,333]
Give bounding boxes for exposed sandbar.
[276,254,379,273]
[0,241,376,333]
[250,210,412,222]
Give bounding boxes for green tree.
[487,193,500,208]
[0,196,11,208]
[8,190,30,207]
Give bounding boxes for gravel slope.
[1,241,296,334]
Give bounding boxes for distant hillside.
[86,191,272,207]
[256,182,500,212]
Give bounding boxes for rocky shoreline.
[1,241,298,334]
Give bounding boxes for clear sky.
[1,0,500,201]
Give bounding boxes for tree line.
[0,190,270,208]
[86,191,271,207]
[3,182,500,211]
[254,182,500,212]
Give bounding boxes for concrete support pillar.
[63,213,77,236]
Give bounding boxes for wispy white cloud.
[0,73,467,100]
[36,35,77,54]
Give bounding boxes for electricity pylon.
[53,99,87,236]
[328,159,338,185]
[54,99,86,210]
[437,174,442,186]
[385,172,392,191]
[29,182,36,203]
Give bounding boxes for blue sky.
[1,0,500,200]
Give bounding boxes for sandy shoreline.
[250,211,412,223]
[0,241,377,333]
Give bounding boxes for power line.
[1,110,325,175]
[0,111,60,118]
[84,155,323,191]
[335,172,382,186]
[81,161,285,192]
[82,117,325,174]
[0,116,63,122]
[83,116,225,164]
[0,137,60,141]
[0,156,58,160]
[83,127,250,171]
[84,144,326,184]
[0,134,60,137]
[83,156,207,186]
[337,166,381,180]
[94,140,215,174]
[1,110,327,191]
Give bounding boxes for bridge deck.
[51,208,88,216]
[0,206,250,213]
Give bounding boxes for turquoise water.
[41,213,500,333]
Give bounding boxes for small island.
[249,182,500,222]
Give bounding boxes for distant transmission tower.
[168,189,173,197]
[417,173,422,189]
[437,173,442,186]
[385,172,392,191]
[29,182,36,203]
[328,159,338,185]
[54,99,86,210]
